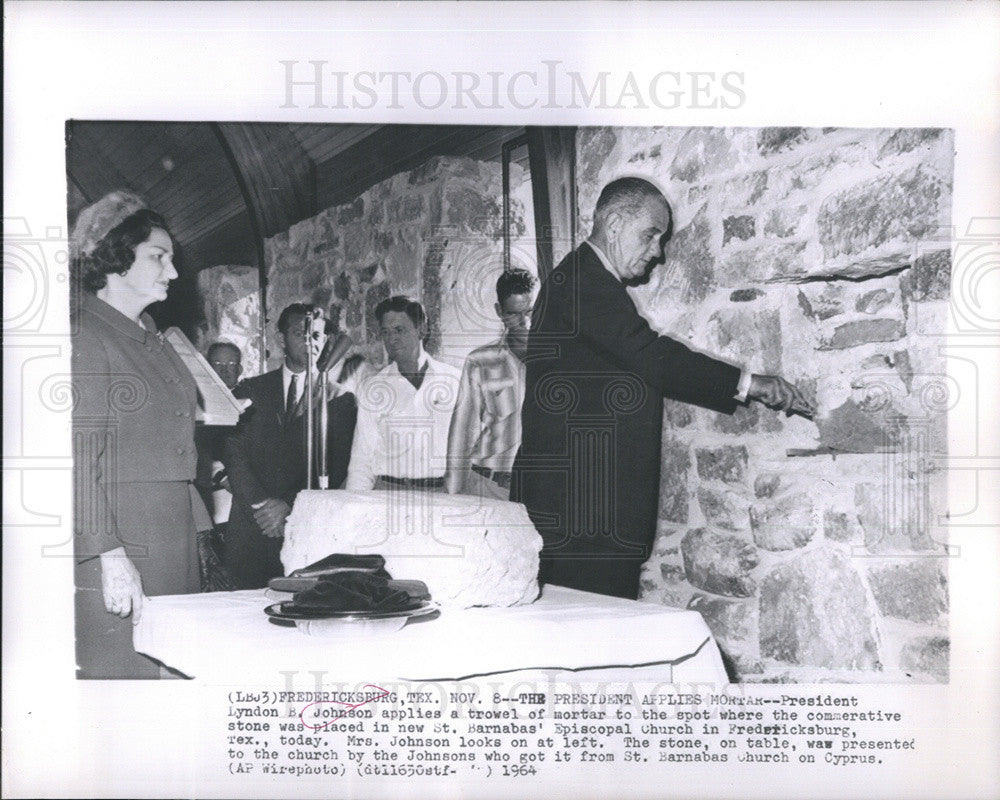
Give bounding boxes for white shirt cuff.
[735,370,752,403]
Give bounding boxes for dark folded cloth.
[291,571,414,612]
[290,553,389,579]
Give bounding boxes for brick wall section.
[578,126,952,683]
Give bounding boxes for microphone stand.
[305,314,316,490]
[317,364,330,490]
[310,328,353,490]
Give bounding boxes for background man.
[511,177,812,600]
[194,341,243,589]
[346,296,461,492]
[446,268,536,500]
[224,304,355,588]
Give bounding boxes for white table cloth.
[133,585,728,685]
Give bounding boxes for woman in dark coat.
[71,191,208,678]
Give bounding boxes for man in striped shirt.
[446,268,536,500]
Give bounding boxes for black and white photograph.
[4,2,999,799]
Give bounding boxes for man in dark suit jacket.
[223,303,356,589]
[511,177,812,600]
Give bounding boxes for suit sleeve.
[326,393,357,490]
[568,266,741,414]
[71,324,125,561]
[223,381,270,507]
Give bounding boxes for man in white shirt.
[346,296,461,491]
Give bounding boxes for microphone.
[317,332,353,373]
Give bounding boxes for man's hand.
[251,498,291,538]
[748,374,815,418]
[100,547,145,623]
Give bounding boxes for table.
[133,585,729,685]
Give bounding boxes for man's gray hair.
[593,177,672,238]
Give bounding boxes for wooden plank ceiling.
[66,121,523,271]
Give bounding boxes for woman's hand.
[100,547,145,623]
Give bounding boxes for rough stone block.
[823,510,862,543]
[696,446,748,484]
[797,286,846,321]
[719,241,807,284]
[877,128,942,160]
[898,636,949,681]
[860,354,893,370]
[723,215,755,245]
[697,486,749,531]
[855,288,894,314]
[660,563,686,584]
[407,155,444,186]
[578,128,619,188]
[753,473,781,499]
[893,349,914,392]
[816,165,946,259]
[333,272,353,301]
[658,439,691,525]
[663,399,694,428]
[758,127,815,154]
[399,194,427,223]
[855,482,937,552]
[750,492,815,551]
[445,186,500,236]
[343,225,370,263]
[662,204,715,302]
[706,307,781,372]
[759,548,880,670]
[712,402,782,435]
[364,282,390,343]
[722,170,768,207]
[901,248,951,302]
[689,594,757,642]
[688,594,759,676]
[818,319,906,350]
[670,128,741,182]
[816,400,902,454]
[338,197,365,225]
[763,204,808,238]
[680,528,758,597]
[867,561,948,623]
[730,288,763,302]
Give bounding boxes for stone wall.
[263,156,533,373]
[578,126,953,682]
[197,265,264,376]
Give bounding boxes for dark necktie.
[402,362,429,391]
[285,373,298,419]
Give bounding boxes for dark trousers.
[539,550,644,600]
[223,504,285,590]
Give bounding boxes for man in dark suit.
[194,341,244,590]
[223,303,356,589]
[511,177,812,600]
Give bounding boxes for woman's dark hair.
[78,209,171,293]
